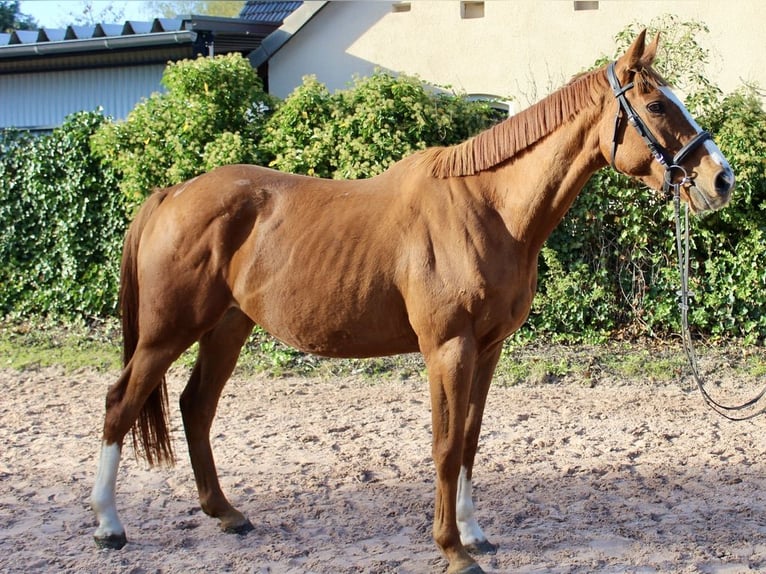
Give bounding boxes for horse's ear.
[641,32,660,67]
[620,29,648,73]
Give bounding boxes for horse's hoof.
[450,564,485,574]
[465,539,498,555]
[222,518,255,535]
[94,532,127,550]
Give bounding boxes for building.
[0,15,281,131]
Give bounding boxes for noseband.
[607,61,711,196]
[608,61,766,420]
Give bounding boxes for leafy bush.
[92,53,275,205]
[259,75,336,177]
[262,71,503,179]
[1,17,765,348]
[611,14,722,116]
[0,111,125,318]
[0,63,500,321]
[331,71,501,179]
[693,88,766,342]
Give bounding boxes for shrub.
[612,14,722,116]
[0,111,125,318]
[331,72,500,179]
[694,88,766,343]
[259,75,336,177]
[2,17,764,345]
[92,53,275,206]
[262,71,503,179]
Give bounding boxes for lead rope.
[672,182,766,421]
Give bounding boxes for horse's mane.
[423,63,666,178]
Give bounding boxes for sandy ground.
[1,356,766,574]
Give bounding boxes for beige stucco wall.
[267,0,765,110]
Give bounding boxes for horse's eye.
[647,101,665,115]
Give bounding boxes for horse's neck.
[487,113,606,254]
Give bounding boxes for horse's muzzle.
[690,163,735,213]
[714,166,735,202]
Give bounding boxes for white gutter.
[0,30,196,59]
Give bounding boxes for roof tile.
[239,1,303,23]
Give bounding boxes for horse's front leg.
[424,334,485,574]
[457,343,503,556]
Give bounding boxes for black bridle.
[607,61,712,196]
[608,61,766,421]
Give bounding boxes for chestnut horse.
[92,31,733,574]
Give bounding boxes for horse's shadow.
[219,458,765,572]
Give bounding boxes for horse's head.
[600,30,734,213]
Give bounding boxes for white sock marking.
[456,466,487,545]
[91,442,125,539]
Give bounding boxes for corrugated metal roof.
[40,28,66,42]
[239,1,303,23]
[0,18,188,48]
[0,43,195,74]
[0,5,295,51]
[124,21,154,35]
[95,24,124,37]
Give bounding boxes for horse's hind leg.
[180,307,255,534]
[92,335,194,548]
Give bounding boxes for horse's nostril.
[715,169,735,196]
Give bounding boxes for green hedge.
[91,53,276,206]
[0,55,499,321]
[0,112,125,318]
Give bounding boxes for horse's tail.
[120,189,175,467]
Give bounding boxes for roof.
[0,15,281,74]
[240,1,304,23]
